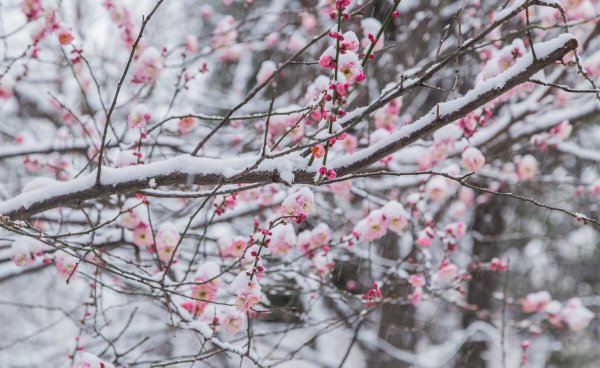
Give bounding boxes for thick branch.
[0,35,577,220]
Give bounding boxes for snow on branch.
[330,34,578,175]
[0,34,578,221]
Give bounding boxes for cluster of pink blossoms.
[352,201,409,242]
[183,262,221,316]
[279,187,316,220]
[409,274,426,306]
[298,223,332,256]
[416,221,467,251]
[179,262,250,335]
[127,104,151,129]
[10,238,45,267]
[103,0,139,50]
[155,223,181,264]
[25,1,61,46]
[362,281,382,308]
[433,262,460,286]
[229,272,261,313]
[55,252,79,279]
[178,116,197,135]
[9,233,85,281]
[219,236,248,258]
[121,199,181,265]
[531,120,573,149]
[461,147,486,173]
[268,224,297,257]
[73,352,114,368]
[211,15,244,62]
[522,291,594,332]
[132,47,163,84]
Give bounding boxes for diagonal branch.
[0,35,577,220]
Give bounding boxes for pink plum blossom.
[269,224,296,256]
[132,223,153,248]
[461,147,486,172]
[563,297,594,332]
[132,47,163,84]
[280,187,315,218]
[434,262,459,285]
[73,352,114,368]
[55,252,78,279]
[522,291,552,313]
[230,272,261,312]
[156,222,180,263]
[127,104,151,129]
[256,60,277,84]
[517,155,538,180]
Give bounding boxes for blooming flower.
[220,305,246,334]
[409,274,425,288]
[461,147,486,172]
[178,116,196,135]
[10,238,45,267]
[156,222,180,263]
[55,252,78,279]
[562,297,594,332]
[517,155,538,180]
[219,236,247,258]
[354,209,388,242]
[434,262,459,285]
[280,187,315,218]
[230,272,261,312]
[132,47,163,84]
[337,51,364,84]
[310,144,325,158]
[426,177,449,202]
[132,223,153,248]
[127,104,151,129]
[269,224,296,256]
[185,34,198,53]
[381,201,409,234]
[522,291,552,313]
[58,30,73,45]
